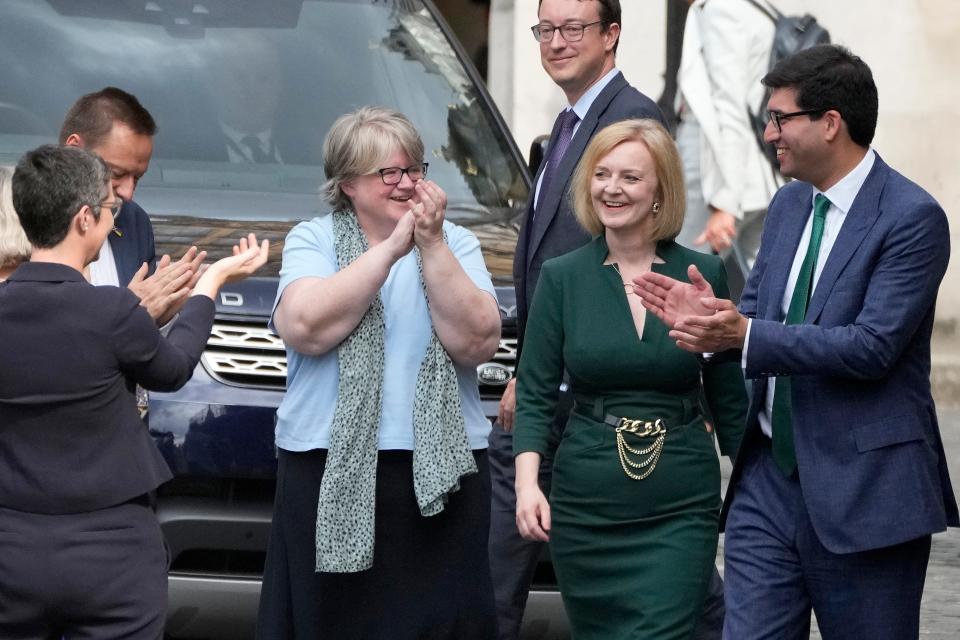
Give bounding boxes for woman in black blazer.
[0,145,268,638]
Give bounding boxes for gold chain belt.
[615,418,666,480]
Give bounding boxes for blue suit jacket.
[513,72,665,345]
[108,199,156,286]
[721,154,959,553]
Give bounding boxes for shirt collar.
[814,148,876,213]
[570,67,620,120]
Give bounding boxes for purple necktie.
[534,108,580,221]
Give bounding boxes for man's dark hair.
[58,87,157,148]
[762,44,878,147]
[538,0,621,52]
[12,145,109,248]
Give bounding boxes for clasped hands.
[632,264,748,353]
[384,180,448,260]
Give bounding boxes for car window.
[0,0,526,281]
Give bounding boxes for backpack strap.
[744,0,781,23]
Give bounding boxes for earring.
[652,202,661,215]
[82,224,89,231]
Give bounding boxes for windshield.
[0,0,526,281]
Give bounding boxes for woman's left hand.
[194,233,269,296]
[410,180,446,249]
[222,233,270,283]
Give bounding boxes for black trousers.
[0,497,168,640]
[257,449,497,640]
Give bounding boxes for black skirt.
[257,448,496,640]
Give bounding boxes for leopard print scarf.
[314,210,477,573]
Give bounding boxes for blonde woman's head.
[570,118,685,241]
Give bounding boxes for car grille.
[201,319,517,395]
[201,320,287,389]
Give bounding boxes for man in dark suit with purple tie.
[636,44,958,639]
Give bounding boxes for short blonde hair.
[322,107,425,211]
[0,166,31,269]
[571,118,685,241]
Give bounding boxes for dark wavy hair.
[762,44,878,147]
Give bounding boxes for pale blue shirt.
[270,215,497,451]
[744,149,877,437]
[533,66,621,208]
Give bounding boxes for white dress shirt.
[745,149,877,437]
[88,238,120,286]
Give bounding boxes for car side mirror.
[528,135,550,176]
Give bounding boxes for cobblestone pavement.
[717,408,960,638]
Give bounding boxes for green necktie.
[771,193,831,475]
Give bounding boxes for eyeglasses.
[530,20,603,43]
[89,196,123,218]
[378,163,428,185]
[100,197,123,218]
[767,109,828,133]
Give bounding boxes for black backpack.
[745,0,831,168]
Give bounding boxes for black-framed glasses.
[767,109,828,133]
[530,20,603,43]
[378,163,428,185]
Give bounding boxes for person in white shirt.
[674,0,782,275]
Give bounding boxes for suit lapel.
[526,73,628,268]
[761,185,812,321]
[108,202,137,286]
[518,109,565,265]
[806,157,888,323]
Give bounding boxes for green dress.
[514,236,747,640]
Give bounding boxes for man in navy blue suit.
[60,87,201,325]
[636,45,957,639]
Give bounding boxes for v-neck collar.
[589,234,679,272]
[590,235,678,345]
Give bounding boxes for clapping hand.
[410,180,446,249]
[669,298,747,353]
[128,246,207,325]
[384,210,415,262]
[193,233,269,299]
[633,264,747,353]
[215,233,270,284]
[632,264,716,328]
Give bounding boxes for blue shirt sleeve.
[270,216,337,332]
[444,221,498,303]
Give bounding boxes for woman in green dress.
[513,119,747,639]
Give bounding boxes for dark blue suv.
[0,1,573,637]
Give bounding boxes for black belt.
[572,390,701,430]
